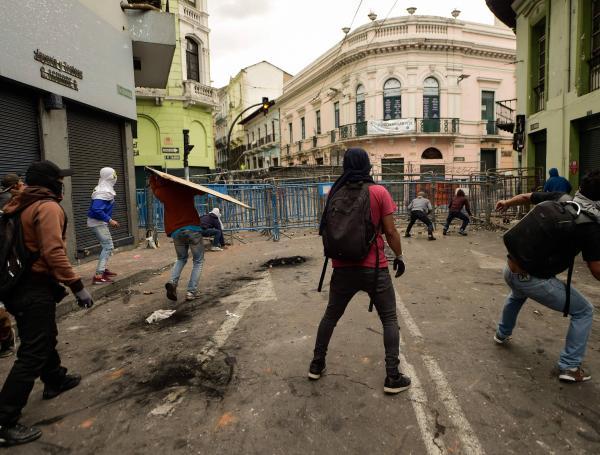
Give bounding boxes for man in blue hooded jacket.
[543,168,572,193]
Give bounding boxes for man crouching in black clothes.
[0,161,94,447]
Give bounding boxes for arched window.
[421,147,443,159]
[356,84,366,123]
[383,78,401,120]
[186,38,200,82]
[423,77,440,132]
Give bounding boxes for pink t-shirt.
[332,184,397,269]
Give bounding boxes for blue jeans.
[91,225,114,275]
[170,230,204,293]
[201,228,224,247]
[497,266,594,370]
[444,211,470,231]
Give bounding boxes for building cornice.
[279,38,516,104]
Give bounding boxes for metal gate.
[67,104,132,254]
[580,115,600,179]
[0,80,41,177]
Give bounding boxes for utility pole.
[183,129,194,181]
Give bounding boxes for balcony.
[495,99,516,133]
[337,118,459,140]
[126,5,176,89]
[183,80,217,107]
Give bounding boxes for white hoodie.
[87,167,117,227]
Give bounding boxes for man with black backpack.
[309,148,411,394]
[0,161,94,447]
[494,170,600,383]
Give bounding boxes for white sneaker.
[210,246,223,252]
[186,291,199,301]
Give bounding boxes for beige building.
[277,11,517,178]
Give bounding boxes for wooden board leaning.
[145,167,253,210]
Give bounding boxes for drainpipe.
[120,2,160,12]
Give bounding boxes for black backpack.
[318,182,381,311]
[503,198,593,316]
[0,201,55,299]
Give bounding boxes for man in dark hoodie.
[0,161,94,447]
[200,207,225,251]
[543,168,572,194]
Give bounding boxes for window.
[383,78,402,120]
[264,124,268,138]
[185,38,200,82]
[258,128,261,140]
[252,131,255,142]
[531,18,546,112]
[288,122,293,143]
[356,85,366,123]
[316,110,321,135]
[246,134,250,146]
[422,77,440,132]
[421,147,443,159]
[481,91,496,134]
[272,120,276,138]
[301,117,306,139]
[591,0,600,91]
[334,102,340,128]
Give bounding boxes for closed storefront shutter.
[580,115,600,179]
[67,104,132,253]
[0,81,40,177]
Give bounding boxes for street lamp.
[342,26,351,35]
[368,11,377,21]
[406,7,417,15]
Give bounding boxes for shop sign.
[164,154,180,160]
[34,49,82,91]
[117,85,133,99]
[162,147,180,154]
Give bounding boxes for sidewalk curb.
[56,263,173,320]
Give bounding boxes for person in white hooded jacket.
[87,167,119,284]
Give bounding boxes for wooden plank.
[145,167,253,210]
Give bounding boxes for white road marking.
[197,272,277,364]
[396,290,486,455]
[399,335,446,454]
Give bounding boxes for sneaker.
[404,233,411,238]
[43,373,81,400]
[0,330,15,359]
[442,229,447,236]
[458,230,468,236]
[0,423,42,446]
[308,359,326,380]
[210,246,223,252]
[384,373,411,394]
[103,269,117,277]
[559,367,591,383]
[493,331,511,345]
[165,282,177,301]
[92,275,113,285]
[185,291,200,301]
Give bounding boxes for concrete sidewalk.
[58,244,175,318]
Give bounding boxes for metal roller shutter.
[67,104,132,253]
[580,115,600,179]
[0,82,40,177]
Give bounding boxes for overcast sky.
[209,0,496,87]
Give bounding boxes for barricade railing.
[136,169,542,241]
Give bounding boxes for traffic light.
[183,129,194,159]
[261,97,275,113]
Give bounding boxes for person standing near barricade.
[494,170,600,382]
[149,173,205,302]
[405,191,435,240]
[308,147,411,394]
[87,168,119,284]
[443,188,472,236]
[0,161,93,446]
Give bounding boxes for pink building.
[277,12,516,177]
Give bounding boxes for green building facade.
[134,0,215,187]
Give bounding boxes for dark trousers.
[201,228,225,247]
[0,276,68,426]
[406,210,433,235]
[444,211,470,231]
[313,267,400,375]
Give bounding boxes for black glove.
[393,255,405,278]
[75,288,94,309]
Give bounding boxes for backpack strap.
[368,219,384,313]
[563,256,575,317]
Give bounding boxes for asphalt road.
[2,227,600,454]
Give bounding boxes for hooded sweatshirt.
[87,167,117,227]
[543,168,572,193]
[2,187,83,292]
[200,208,224,232]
